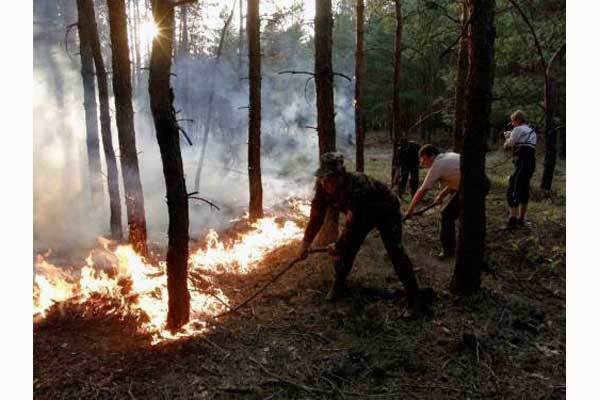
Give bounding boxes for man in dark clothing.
[298,152,433,318]
[392,138,421,197]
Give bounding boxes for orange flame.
[33,199,310,344]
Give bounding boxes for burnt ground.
[34,133,566,399]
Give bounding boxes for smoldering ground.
[33,1,356,254]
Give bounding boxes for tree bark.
[149,0,191,332]
[391,0,403,183]
[81,0,123,240]
[76,0,103,208]
[247,0,263,219]
[451,0,496,295]
[107,0,148,256]
[355,0,366,172]
[540,43,566,190]
[314,0,338,245]
[453,0,469,152]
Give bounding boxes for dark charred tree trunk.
[390,0,403,183]
[451,0,496,295]
[81,0,123,240]
[76,0,103,208]
[247,0,263,219]
[149,0,191,332]
[540,43,566,190]
[453,0,469,152]
[314,0,338,245]
[107,0,148,256]
[355,0,365,172]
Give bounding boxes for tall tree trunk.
[451,0,496,295]
[247,0,263,219]
[149,0,191,332]
[82,0,123,240]
[76,0,103,208]
[314,0,338,245]
[453,0,469,152]
[390,0,403,182]
[355,0,365,172]
[540,43,566,190]
[107,0,148,256]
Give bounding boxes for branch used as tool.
[213,248,328,318]
[403,201,442,222]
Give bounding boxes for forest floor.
[34,132,566,399]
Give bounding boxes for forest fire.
[33,199,311,344]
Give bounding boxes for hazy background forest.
[33,0,565,252]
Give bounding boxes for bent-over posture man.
[392,138,421,197]
[298,152,432,318]
[504,110,536,229]
[405,145,461,259]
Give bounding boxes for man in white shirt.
[503,110,536,228]
[405,145,461,258]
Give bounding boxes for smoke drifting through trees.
[33,0,356,253]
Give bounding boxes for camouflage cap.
[314,152,345,177]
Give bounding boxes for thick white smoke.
[33,1,356,253]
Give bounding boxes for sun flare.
[140,19,159,44]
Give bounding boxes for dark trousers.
[440,193,460,256]
[334,211,418,298]
[399,168,419,197]
[507,147,536,207]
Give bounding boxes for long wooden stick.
[403,201,442,222]
[213,247,328,318]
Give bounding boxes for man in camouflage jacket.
[298,152,433,318]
